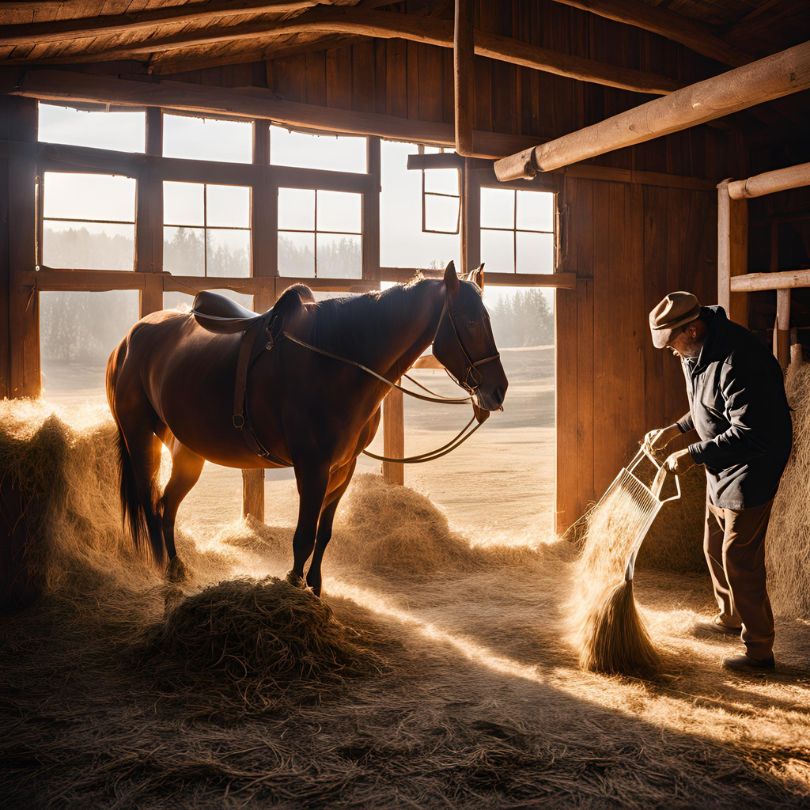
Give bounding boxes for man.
[645,291,792,673]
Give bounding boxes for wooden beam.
[0,2,316,46]
[242,469,266,522]
[3,7,682,96]
[727,162,810,200]
[382,385,404,485]
[494,41,810,179]
[137,107,164,317]
[549,0,751,67]
[379,267,577,288]
[453,0,475,156]
[774,288,790,370]
[717,180,748,326]
[729,268,810,292]
[32,267,149,292]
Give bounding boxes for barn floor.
[2,483,809,809]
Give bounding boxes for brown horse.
[106,262,507,594]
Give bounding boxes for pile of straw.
[766,361,810,619]
[146,576,385,701]
[568,485,660,675]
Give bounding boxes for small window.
[420,146,460,234]
[480,188,554,274]
[163,182,251,277]
[270,126,367,173]
[38,102,146,153]
[40,172,136,271]
[163,113,252,164]
[278,188,362,278]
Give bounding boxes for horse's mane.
[306,277,433,359]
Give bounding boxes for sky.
[37,103,554,309]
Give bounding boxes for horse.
[105,261,508,595]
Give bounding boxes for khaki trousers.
[703,499,775,659]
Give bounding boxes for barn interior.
[1,1,810,806]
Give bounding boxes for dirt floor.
[3,346,808,808]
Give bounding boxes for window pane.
[424,168,458,196]
[206,185,250,228]
[40,290,140,398]
[164,291,195,311]
[43,173,135,222]
[43,221,134,270]
[317,190,361,233]
[317,234,362,278]
[38,103,145,154]
[480,187,515,229]
[517,191,554,232]
[380,141,460,270]
[270,126,367,173]
[163,181,204,226]
[279,231,315,276]
[163,113,252,164]
[278,188,315,230]
[206,229,250,277]
[163,226,204,275]
[481,228,515,274]
[517,231,554,274]
[424,194,459,234]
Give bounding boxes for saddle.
[190,288,311,464]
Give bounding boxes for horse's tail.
[106,341,158,563]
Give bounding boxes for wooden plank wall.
[555,179,717,530]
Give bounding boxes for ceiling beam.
[0,7,681,96]
[549,0,751,66]
[0,2,317,46]
[494,40,810,179]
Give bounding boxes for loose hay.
[766,361,810,619]
[146,576,386,701]
[568,482,661,676]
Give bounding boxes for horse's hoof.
[285,570,305,588]
[166,556,188,583]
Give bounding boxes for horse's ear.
[472,263,485,291]
[443,261,459,294]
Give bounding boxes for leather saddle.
[191,289,267,334]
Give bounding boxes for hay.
[766,361,810,619]
[568,484,661,675]
[145,576,386,703]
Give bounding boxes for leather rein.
[238,292,500,465]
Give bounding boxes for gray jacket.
[676,306,792,510]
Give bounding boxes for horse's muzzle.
[475,384,507,414]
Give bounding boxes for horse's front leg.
[286,462,330,588]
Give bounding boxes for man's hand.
[644,424,681,456]
[664,448,694,475]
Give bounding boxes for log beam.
[729,268,810,293]
[453,0,475,156]
[727,162,810,200]
[0,8,681,96]
[382,385,404,486]
[494,40,810,179]
[549,0,751,67]
[717,180,748,326]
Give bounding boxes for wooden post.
[241,120,275,521]
[453,0,474,156]
[137,107,164,317]
[382,384,404,485]
[774,288,791,370]
[362,136,381,283]
[1,97,40,398]
[789,330,803,372]
[717,180,748,326]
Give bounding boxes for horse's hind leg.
[160,436,205,583]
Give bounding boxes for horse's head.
[433,262,508,418]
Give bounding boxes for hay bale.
[637,465,706,573]
[146,576,385,697]
[766,362,810,619]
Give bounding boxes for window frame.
[419,144,461,236]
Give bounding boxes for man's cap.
[649,291,701,349]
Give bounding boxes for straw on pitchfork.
[572,444,681,676]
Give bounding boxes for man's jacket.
[676,306,792,510]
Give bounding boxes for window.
[38,102,145,153]
[480,188,555,274]
[420,146,460,234]
[163,182,251,277]
[270,126,367,173]
[163,113,252,164]
[40,172,136,271]
[380,140,460,270]
[278,188,362,278]
[164,289,254,312]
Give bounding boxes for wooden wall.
[555,179,716,529]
